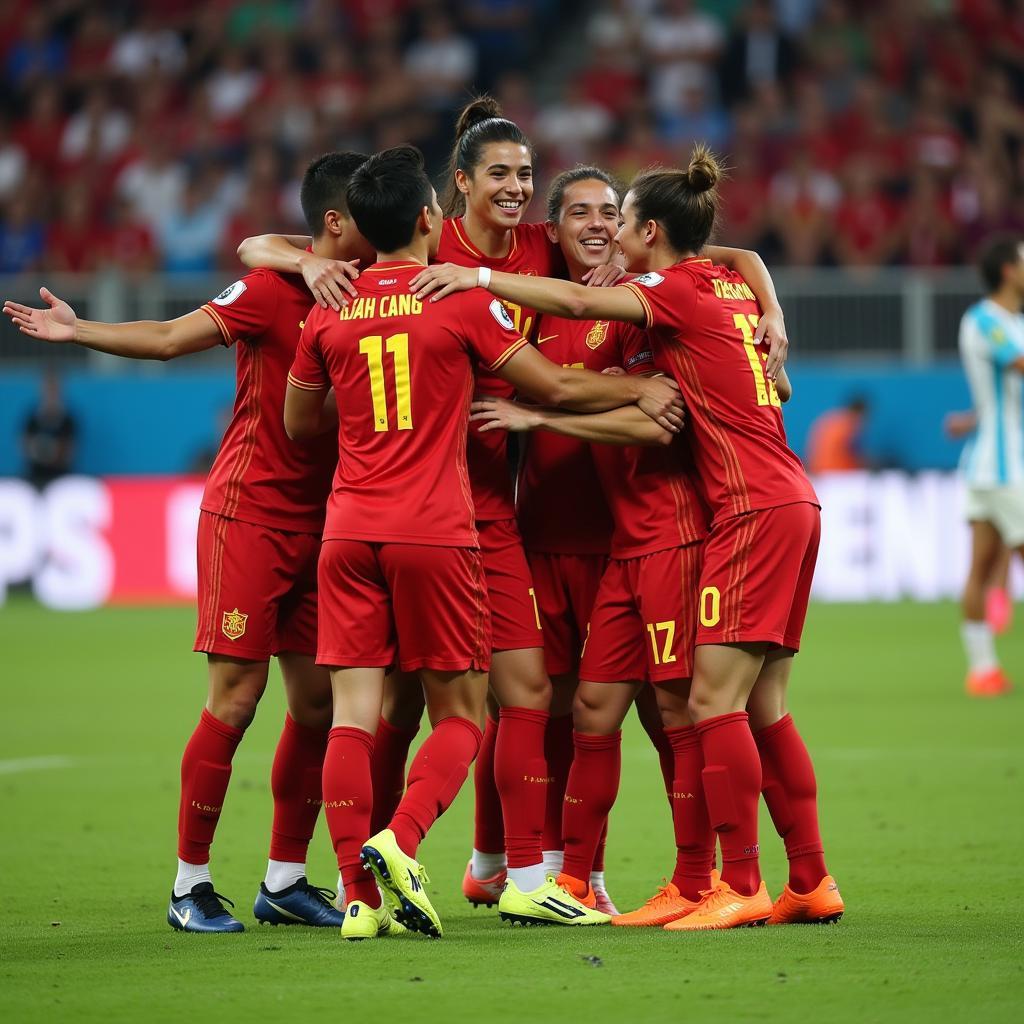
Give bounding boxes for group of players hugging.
[4,97,843,940]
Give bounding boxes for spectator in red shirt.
[832,158,901,267]
[46,184,103,273]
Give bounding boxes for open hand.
[470,396,541,433]
[298,255,360,310]
[410,264,478,301]
[633,375,685,432]
[755,305,788,380]
[3,287,78,343]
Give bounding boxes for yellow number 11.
[359,333,413,432]
[732,313,780,408]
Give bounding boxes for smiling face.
[614,192,655,273]
[548,178,621,280]
[459,141,534,230]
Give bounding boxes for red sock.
[755,714,829,893]
[472,715,504,855]
[542,713,574,851]
[322,726,378,907]
[370,717,419,835]
[495,707,549,868]
[267,714,329,864]
[645,722,675,806]
[592,819,607,873]
[696,712,762,897]
[665,725,716,900]
[178,709,244,864]
[561,731,621,882]
[390,716,482,857]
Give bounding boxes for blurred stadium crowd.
[1,0,1023,277]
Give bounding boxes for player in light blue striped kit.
[958,235,1024,697]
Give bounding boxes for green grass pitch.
[2,598,1022,1022]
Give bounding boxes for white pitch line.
[0,756,74,776]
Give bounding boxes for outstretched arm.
[411,265,648,326]
[471,396,673,446]
[236,233,359,311]
[4,287,219,360]
[495,342,683,430]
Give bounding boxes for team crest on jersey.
[221,608,248,641]
[212,281,247,306]
[489,299,517,331]
[586,321,609,350]
[633,272,664,288]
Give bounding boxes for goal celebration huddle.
[3,96,842,940]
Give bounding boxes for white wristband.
[477,266,492,289]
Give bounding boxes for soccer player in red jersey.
[470,167,785,929]
[282,145,683,938]
[5,153,374,933]
[412,145,844,930]
[237,98,578,911]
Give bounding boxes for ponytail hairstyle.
[628,145,723,255]
[442,95,535,217]
[546,165,622,222]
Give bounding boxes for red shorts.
[317,539,491,673]
[580,543,702,684]
[527,551,607,676]
[695,501,820,651]
[194,511,320,660]
[478,518,543,652]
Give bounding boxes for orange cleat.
[612,881,700,927]
[461,861,506,908]
[768,875,844,925]
[965,667,1013,698]
[555,872,597,909]
[664,880,772,931]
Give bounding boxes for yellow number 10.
[732,313,780,408]
[359,333,413,432]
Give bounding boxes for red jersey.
[588,322,709,558]
[288,261,529,547]
[516,314,615,555]
[199,269,335,535]
[437,218,562,521]
[623,259,818,523]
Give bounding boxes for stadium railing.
[0,267,980,366]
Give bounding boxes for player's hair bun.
[455,96,503,139]
[686,145,720,193]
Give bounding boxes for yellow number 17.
[732,313,781,408]
[359,333,413,432]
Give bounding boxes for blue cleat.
[168,883,244,933]
[253,878,346,927]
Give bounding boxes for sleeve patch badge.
[633,272,664,288]
[626,349,654,368]
[489,299,517,332]
[212,281,247,306]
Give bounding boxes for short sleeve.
[200,271,280,347]
[620,269,697,332]
[981,313,1024,368]
[462,292,530,372]
[614,324,656,375]
[287,311,328,391]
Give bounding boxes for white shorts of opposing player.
[965,485,1024,548]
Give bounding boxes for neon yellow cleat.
[497,876,611,927]
[341,899,406,940]
[360,829,442,938]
